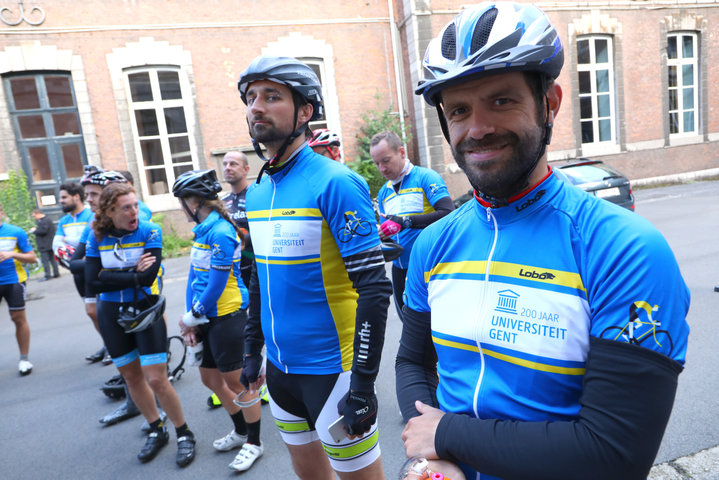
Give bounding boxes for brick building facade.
[1,1,717,224]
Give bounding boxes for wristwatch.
[401,216,412,229]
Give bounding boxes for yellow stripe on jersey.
[13,245,27,283]
[247,208,322,219]
[425,261,586,293]
[216,271,243,317]
[98,242,145,251]
[432,336,586,376]
[319,219,355,372]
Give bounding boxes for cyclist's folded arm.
[69,242,86,276]
[343,246,392,392]
[435,336,683,480]
[395,305,439,422]
[85,249,162,293]
[244,260,264,356]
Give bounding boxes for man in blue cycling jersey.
[0,203,38,375]
[52,182,93,266]
[238,55,392,480]
[396,3,690,480]
[371,130,454,322]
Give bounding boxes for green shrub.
[348,95,411,199]
[153,213,192,258]
[0,170,39,266]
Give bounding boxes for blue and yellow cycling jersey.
[246,145,381,375]
[377,164,450,268]
[404,171,690,441]
[188,210,247,317]
[0,223,33,284]
[53,208,93,252]
[78,203,150,246]
[85,221,163,302]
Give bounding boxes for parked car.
[452,158,635,211]
[553,159,635,211]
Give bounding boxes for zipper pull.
[486,206,492,221]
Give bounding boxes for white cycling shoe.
[213,430,248,452]
[18,360,33,376]
[228,442,263,471]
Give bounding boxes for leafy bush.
[152,213,192,258]
[349,96,411,198]
[0,170,39,273]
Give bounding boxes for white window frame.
[123,66,199,209]
[667,32,699,138]
[577,35,617,153]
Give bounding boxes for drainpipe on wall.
[387,0,406,145]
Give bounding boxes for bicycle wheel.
[600,326,628,342]
[637,329,674,357]
[354,220,372,237]
[166,335,187,382]
[337,227,353,243]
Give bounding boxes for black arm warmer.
[346,264,392,392]
[85,248,162,296]
[407,197,455,229]
[435,336,683,480]
[243,260,264,356]
[395,306,439,422]
[69,242,86,275]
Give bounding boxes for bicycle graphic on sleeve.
[601,301,674,355]
[337,210,372,243]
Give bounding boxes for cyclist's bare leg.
[287,441,335,480]
[143,362,186,427]
[337,456,385,480]
[120,359,160,421]
[9,309,29,355]
[85,302,100,333]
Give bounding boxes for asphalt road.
[0,180,717,479]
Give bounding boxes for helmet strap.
[180,197,201,224]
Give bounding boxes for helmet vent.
[470,7,498,54]
[441,23,456,60]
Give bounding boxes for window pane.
[18,115,46,138]
[52,113,80,136]
[128,72,153,102]
[597,94,610,118]
[577,39,590,64]
[683,111,694,132]
[581,121,594,143]
[173,164,193,179]
[61,144,84,177]
[45,76,74,108]
[669,112,679,134]
[158,71,182,100]
[668,66,677,87]
[599,119,611,142]
[140,139,164,166]
[668,89,677,110]
[667,36,677,59]
[169,136,191,164]
[164,107,187,134]
[683,87,694,109]
[28,146,52,181]
[135,109,159,136]
[10,78,41,110]
[595,39,608,63]
[595,70,609,93]
[145,168,169,195]
[682,64,693,86]
[580,96,593,119]
[682,35,694,58]
[578,71,591,94]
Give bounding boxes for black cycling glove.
[240,353,262,390]
[338,391,378,436]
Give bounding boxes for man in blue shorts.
[0,203,38,375]
[396,3,691,480]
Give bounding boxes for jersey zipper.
[266,176,284,371]
[472,206,498,418]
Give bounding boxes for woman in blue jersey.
[173,170,262,473]
[85,182,196,467]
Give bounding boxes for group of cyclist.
[4,2,692,478]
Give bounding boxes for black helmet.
[238,55,324,121]
[117,294,166,333]
[81,166,128,187]
[101,374,127,400]
[172,169,222,199]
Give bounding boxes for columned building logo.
[495,289,520,314]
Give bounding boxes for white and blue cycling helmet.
[415,2,564,107]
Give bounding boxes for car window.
[558,163,623,184]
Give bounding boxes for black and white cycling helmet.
[238,55,323,121]
[80,166,128,187]
[172,169,222,200]
[309,128,341,148]
[117,294,166,334]
[415,2,564,106]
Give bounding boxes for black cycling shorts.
[197,309,246,373]
[98,300,167,363]
[0,282,26,311]
[266,360,340,431]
